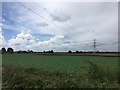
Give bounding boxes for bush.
[81,60,119,88]
[86,60,118,82]
[2,62,120,89]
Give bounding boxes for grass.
[2,61,119,89]
[2,53,119,89]
[2,53,118,73]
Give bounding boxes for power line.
[3,5,59,33]
[2,8,33,31]
[29,1,52,15]
[2,4,69,37]
[30,2,72,31]
[17,2,66,32]
[3,6,34,26]
[3,5,65,35]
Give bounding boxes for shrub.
[2,63,119,89]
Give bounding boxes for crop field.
[2,53,118,73]
[2,53,119,88]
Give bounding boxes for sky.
[0,2,118,52]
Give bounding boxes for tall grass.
[2,60,119,89]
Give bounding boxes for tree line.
[0,47,55,54]
[1,47,14,54]
[0,47,119,54]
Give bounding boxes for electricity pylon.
[93,38,97,53]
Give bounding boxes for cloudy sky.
[0,2,118,52]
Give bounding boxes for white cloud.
[50,10,71,22]
[2,2,118,51]
[0,28,6,48]
[36,22,48,27]
[8,32,64,51]
[28,34,64,51]
[8,32,36,50]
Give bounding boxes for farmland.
[2,53,119,89]
[2,53,118,73]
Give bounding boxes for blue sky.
[0,2,118,52]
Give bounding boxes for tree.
[68,50,72,53]
[75,51,79,53]
[50,50,54,53]
[17,50,22,53]
[7,48,14,54]
[1,47,6,54]
[28,50,33,53]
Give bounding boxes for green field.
[2,54,118,73]
[2,54,119,88]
